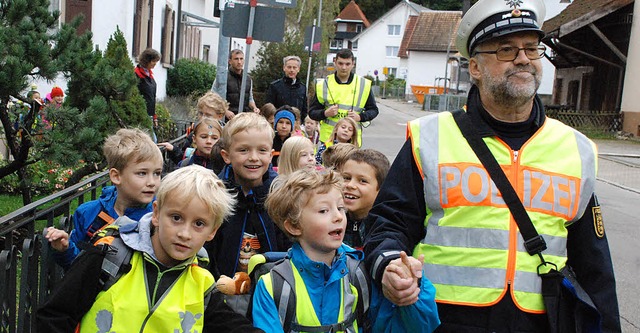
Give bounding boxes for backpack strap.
[270,260,297,333]
[97,236,133,291]
[346,255,370,331]
[86,210,116,239]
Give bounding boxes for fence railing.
[0,134,187,333]
[421,94,467,112]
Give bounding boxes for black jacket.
[364,87,621,332]
[265,76,308,120]
[205,164,290,278]
[227,70,253,114]
[135,65,157,117]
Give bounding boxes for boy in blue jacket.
[252,169,440,332]
[44,128,163,269]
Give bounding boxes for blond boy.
[45,128,163,269]
[38,165,262,332]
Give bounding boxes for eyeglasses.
[473,45,546,62]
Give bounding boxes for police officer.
[308,48,378,146]
[363,0,621,332]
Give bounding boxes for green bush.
[167,58,216,97]
[155,103,177,142]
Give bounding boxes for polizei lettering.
[439,163,580,220]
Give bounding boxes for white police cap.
[455,0,546,59]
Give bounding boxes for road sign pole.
[238,0,258,113]
[305,19,317,90]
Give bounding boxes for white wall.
[353,3,419,81]
[406,51,449,91]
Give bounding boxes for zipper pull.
[352,220,359,231]
[513,150,519,163]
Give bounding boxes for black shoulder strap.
[346,255,369,330]
[98,236,133,291]
[451,109,547,258]
[86,210,116,238]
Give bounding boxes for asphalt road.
[363,98,640,332]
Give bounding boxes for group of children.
[38,90,440,332]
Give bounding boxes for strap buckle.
[524,235,547,255]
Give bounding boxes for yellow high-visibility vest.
[315,74,372,146]
[408,111,597,312]
[79,251,214,332]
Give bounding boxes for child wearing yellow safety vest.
[37,166,263,333]
[253,169,440,332]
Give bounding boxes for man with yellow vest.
[364,0,620,332]
[309,48,379,147]
[37,166,262,333]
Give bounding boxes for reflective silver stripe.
[354,75,366,109]
[573,131,597,222]
[426,224,510,249]
[425,264,505,289]
[371,250,401,282]
[513,269,542,294]
[322,79,329,104]
[279,281,292,327]
[417,115,445,235]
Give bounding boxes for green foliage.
[167,58,216,97]
[381,74,406,90]
[155,103,177,142]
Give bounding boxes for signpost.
[220,0,296,112]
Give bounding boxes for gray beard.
[481,66,542,108]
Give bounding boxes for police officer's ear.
[468,55,483,82]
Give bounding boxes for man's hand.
[324,104,339,118]
[45,227,70,252]
[347,110,361,122]
[225,110,236,120]
[381,251,425,306]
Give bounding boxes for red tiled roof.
[543,0,633,35]
[407,11,461,52]
[337,0,371,27]
[398,16,419,58]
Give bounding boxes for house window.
[386,46,399,57]
[203,45,210,62]
[133,0,154,57]
[387,67,397,77]
[387,24,401,36]
[330,39,343,49]
[352,40,358,50]
[356,24,363,33]
[160,5,175,64]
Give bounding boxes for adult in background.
[212,49,260,117]
[363,0,620,332]
[135,48,161,142]
[265,55,308,121]
[308,48,378,147]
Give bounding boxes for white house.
[37,0,257,101]
[327,0,371,65]
[350,0,428,81]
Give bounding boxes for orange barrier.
[411,85,445,105]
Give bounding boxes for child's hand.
[45,227,70,252]
[381,251,424,306]
[157,142,174,151]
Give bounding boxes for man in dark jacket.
[265,55,308,121]
[213,49,260,116]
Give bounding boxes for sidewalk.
[376,97,640,192]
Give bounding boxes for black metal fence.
[0,135,187,332]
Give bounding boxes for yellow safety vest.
[79,251,214,332]
[262,260,360,333]
[407,111,597,313]
[315,74,372,147]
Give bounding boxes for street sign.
[222,3,285,42]
[374,69,378,76]
[258,0,297,8]
[304,26,322,52]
